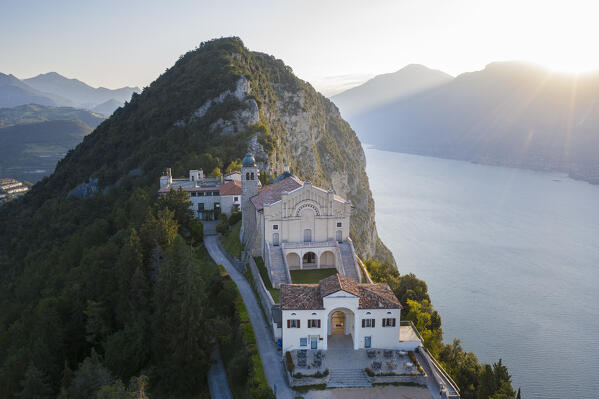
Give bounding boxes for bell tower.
[241,152,259,242]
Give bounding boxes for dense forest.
[0,38,275,398]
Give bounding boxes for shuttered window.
[362,318,375,328]
[308,319,321,328]
[287,319,300,328]
[382,318,396,327]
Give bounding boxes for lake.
[364,147,599,399]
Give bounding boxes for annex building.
[158,168,243,220]
[280,273,410,352]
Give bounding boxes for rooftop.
[280,273,401,310]
[219,180,242,196]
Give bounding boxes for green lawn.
[290,268,338,284]
[220,220,242,258]
[254,256,280,303]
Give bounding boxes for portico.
[282,241,341,271]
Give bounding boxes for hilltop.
[0,37,393,398]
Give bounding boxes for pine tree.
[17,365,53,399]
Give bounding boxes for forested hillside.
[0,37,389,398]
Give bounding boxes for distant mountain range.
[331,64,453,118]
[333,62,599,184]
[0,72,140,115]
[0,104,105,182]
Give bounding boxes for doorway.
[331,311,345,335]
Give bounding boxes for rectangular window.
[365,336,372,348]
[191,192,197,197]
[234,197,238,201]
[382,318,396,327]
[273,224,279,230]
[198,192,205,196]
[198,203,204,211]
[362,319,375,328]
[287,319,300,328]
[308,319,321,328]
[337,222,342,227]
[300,338,307,347]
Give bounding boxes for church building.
[240,153,363,288]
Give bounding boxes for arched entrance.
[327,308,356,350]
[331,311,345,335]
[302,252,316,267]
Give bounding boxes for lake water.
[364,147,599,399]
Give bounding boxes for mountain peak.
[332,64,453,117]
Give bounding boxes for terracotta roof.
[358,285,401,309]
[319,274,360,297]
[250,176,303,211]
[280,284,322,310]
[280,273,401,310]
[219,180,241,196]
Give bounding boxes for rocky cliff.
[178,40,394,263]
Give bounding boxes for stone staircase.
[267,245,290,288]
[327,369,372,388]
[338,242,359,282]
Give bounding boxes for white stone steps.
[268,245,290,287]
[327,369,372,388]
[338,242,359,282]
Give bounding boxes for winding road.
[204,234,295,399]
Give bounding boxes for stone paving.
[303,385,433,399]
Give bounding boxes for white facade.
[281,290,402,353]
[158,168,241,220]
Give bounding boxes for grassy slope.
[218,266,273,398]
[220,221,243,258]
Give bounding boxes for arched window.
[251,172,254,180]
[246,172,250,180]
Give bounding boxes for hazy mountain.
[343,62,599,184]
[90,98,124,116]
[0,104,105,128]
[0,119,92,182]
[331,64,453,118]
[0,73,60,107]
[0,104,105,181]
[24,72,140,108]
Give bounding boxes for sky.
[2,0,599,96]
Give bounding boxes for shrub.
[216,222,229,234]
[228,211,242,226]
[285,351,294,373]
[365,368,374,377]
[191,219,203,243]
[294,372,303,378]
